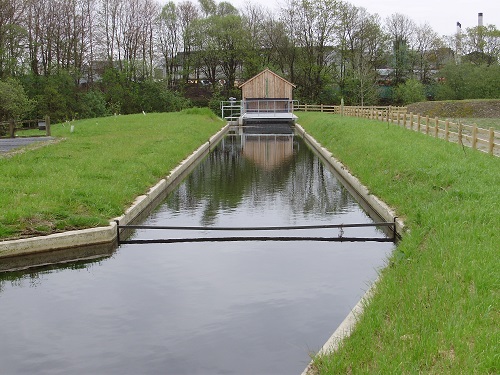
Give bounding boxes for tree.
[462,24,500,66]
[159,2,181,87]
[213,15,247,89]
[0,78,34,121]
[261,8,297,81]
[216,1,238,17]
[394,78,425,104]
[198,0,216,17]
[435,62,500,100]
[333,4,386,105]
[240,4,268,78]
[284,0,340,101]
[192,17,220,86]
[414,23,440,82]
[0,0,28,78]
[385,13,416,84]
[177,1,199,84]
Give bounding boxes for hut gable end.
[239,69,295,100]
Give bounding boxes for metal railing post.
[393,217,398,241]
[115,220,121,244]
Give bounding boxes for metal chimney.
[478,13,483,27]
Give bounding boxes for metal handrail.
[220,99,301,121]
[243,99,298,114]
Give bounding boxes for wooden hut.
[238,69,297,124]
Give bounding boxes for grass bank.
[298,112,499,374]
[0,109,224,240]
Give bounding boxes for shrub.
[394,79,426,105]
[78,89,110,119]
[0,78,35,122]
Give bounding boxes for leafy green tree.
[394,78,425,104]
[139,80,191,113]
[435,62,500,100]
[78,89,109,119]
[462,24,500,65]
[198,0,217,17]
[193,12,248,93]
[288,0,340,102]
[100,67,140,115]
[0,78,34,121]
[23,72,79,122]
[260,14,297,82]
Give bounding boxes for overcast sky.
[165,0,499,38]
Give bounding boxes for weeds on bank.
[298,112,499,374]
[0,110,224,239]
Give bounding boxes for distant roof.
[239,68,296,89]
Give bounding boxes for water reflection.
[164,134,357,228]
[242,134,295,170]
[0,242,115,273]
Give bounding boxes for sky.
[164,0,499,38]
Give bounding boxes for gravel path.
[0,137,55,153]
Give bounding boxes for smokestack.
[478,13,483,27]
[455,22,462,63]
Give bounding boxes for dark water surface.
[0,133,393,375]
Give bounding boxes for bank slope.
[298,112,499,374]
[0,109,224,240]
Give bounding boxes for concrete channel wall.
[295,124,405,235]
[0,125,230,266]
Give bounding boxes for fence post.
[472,124,477,150]
[403,112,406,128]
[489,127,495,155]
[425,116,429,135]
[434,117,439,138]
[458,123,463,145]
[417,114,421,132]
[445,120,449,142]
[409,112,413,130]
[320,104,324,113]
[9,119,15,138]
[45,116,51,136]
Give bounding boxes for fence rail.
[0,116,51,138]
[115,220,398,244]
[294,104,499,156]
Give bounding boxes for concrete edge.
[295,124,405,234]
[0,124,230,259]
[295,123,404,375]
[300,280,378,375]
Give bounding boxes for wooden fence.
[0,117,51,138]
[294,104,499,156]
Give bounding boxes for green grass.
[298,113,499,374]
[0,109,224,239]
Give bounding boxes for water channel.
[0,129,394,374]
